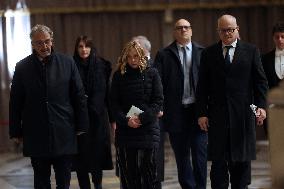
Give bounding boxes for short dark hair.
[272,22,284,35]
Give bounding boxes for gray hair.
[132,35,151,53]
[30,24,53,40]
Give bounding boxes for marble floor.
[0,139,271,189]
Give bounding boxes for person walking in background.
[132,35,153,66]
[154,19,207,189]
[110,41,163,189]
[73,35,113,189]
[132,35,165,189]
[9,24,89,189]
[196,14,268,189]
[261,22,284,136]
[262,22,284,89]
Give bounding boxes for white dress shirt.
[222,39,238,63]
[275,48,284,79]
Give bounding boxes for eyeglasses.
[175,25,191,31]
[218,28,238,34]
[32,39,52,47]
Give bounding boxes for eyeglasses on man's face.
[32,39,52,47]
[218,27,238,34]
[175,25,191,31]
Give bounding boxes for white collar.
[177,42,192,51]
[222,39,237,48]
[275,48,284,57]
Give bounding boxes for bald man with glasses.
[196,14,268,189]
[154,19,207,189]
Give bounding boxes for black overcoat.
[196,40,268,161]
[153,41,204,132]
[9,52,89,157]
[74,56,113,171]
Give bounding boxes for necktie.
[181,47,187,71]
[224,45,232,64]
[181,47,194,96]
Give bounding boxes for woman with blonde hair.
[110,41,163,189]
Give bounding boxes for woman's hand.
[128,116,141,128]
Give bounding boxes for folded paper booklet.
[250,104,260,117]
[126,105,144,117]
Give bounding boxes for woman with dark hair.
[73,35,113,189]
[110,41,163,189]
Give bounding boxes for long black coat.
[74,56,113,171]
[262,49,282,89]
[196,40,268,161]
[153,41,204,132]
[9,52,89,157]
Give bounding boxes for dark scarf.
[74,52,96,96]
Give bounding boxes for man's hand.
[12,137,23,144]
[256,108,266,126]
[198,117,209,132]
[111,122,117,137]
[157,111,163,118]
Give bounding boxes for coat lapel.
[31,54,45,88]
[216,42,226,66]
[268,49,276,77]
[167,42,184,75]
[231,40,243,64]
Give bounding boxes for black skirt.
[116,147,160,189]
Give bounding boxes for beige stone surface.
[268,83,284,189]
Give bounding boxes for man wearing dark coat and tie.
[154,19,207,189]
[196,15,268,189]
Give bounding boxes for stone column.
[268,81,284,189]
[162,8,173,47]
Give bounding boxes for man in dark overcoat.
[9,24,89,189]
[196,15,268,189]
[154,19,207,189]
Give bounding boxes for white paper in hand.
[126,105,144,117]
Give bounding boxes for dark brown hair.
[272,22,284,35]
[73,35,97,62]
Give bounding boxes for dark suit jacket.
[196,40,268,161]
[154,41,204,132]
[262,49,282,89]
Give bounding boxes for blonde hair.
[117,41,147,75]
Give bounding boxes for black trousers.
[30,155,72,189]
[169,104,208,189]
[117,147,160,189]
[210,160,251,189]
[76,169,102,189]
[210,111,251,189]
